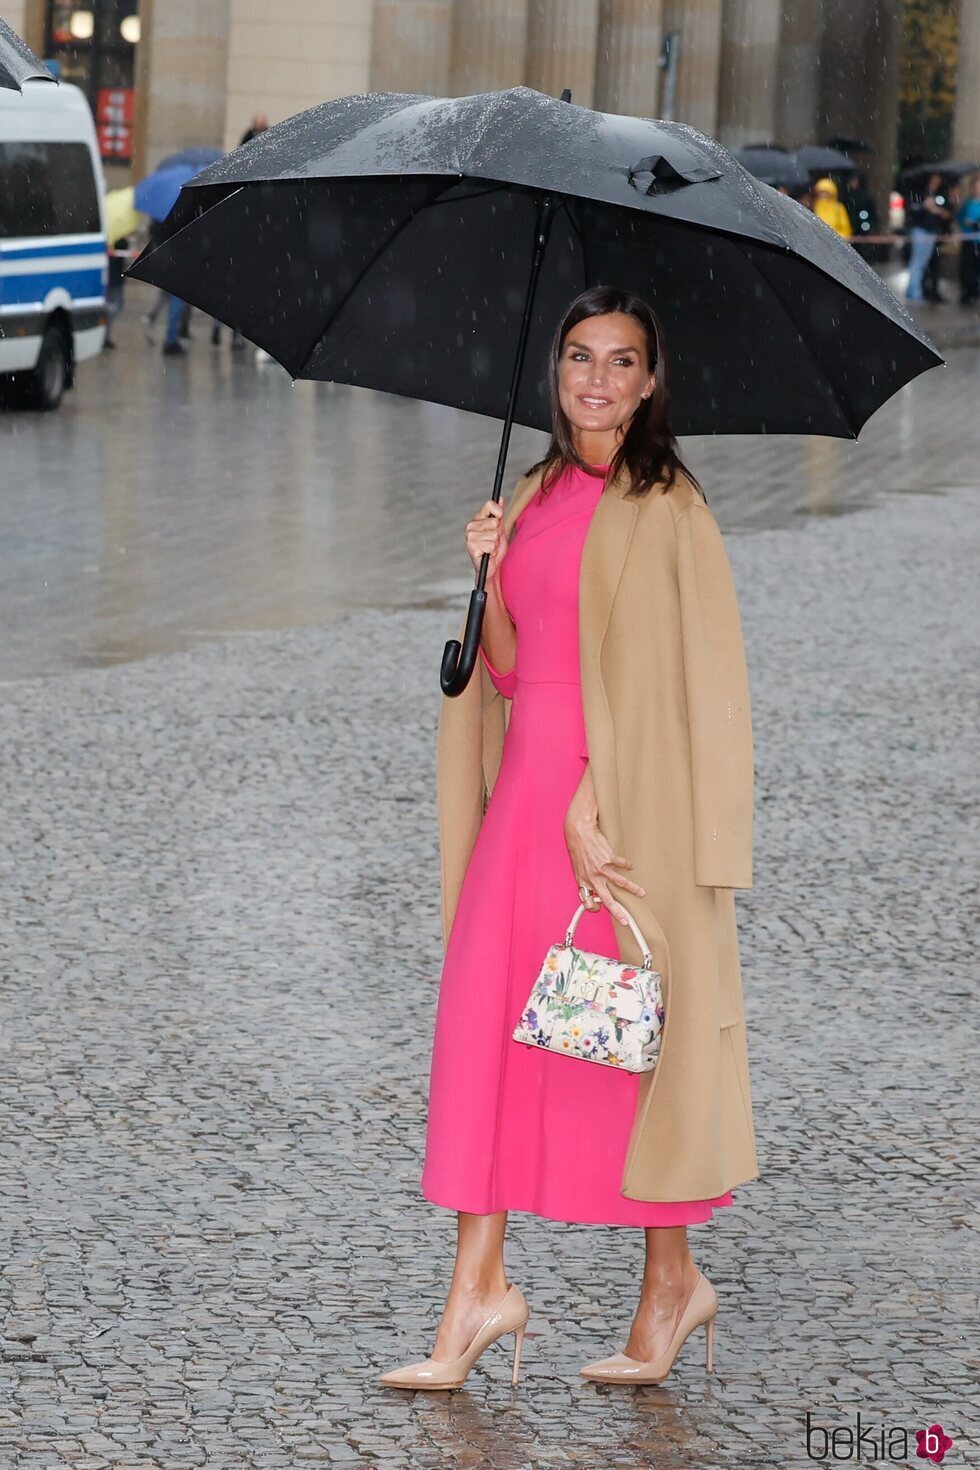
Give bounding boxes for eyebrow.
[566,340,639,354]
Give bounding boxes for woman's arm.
[465,495,518,697]
[563,760,644,927]
[478,577,517,697]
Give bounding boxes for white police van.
[0,78,107,409]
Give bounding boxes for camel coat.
[436,460,759,1202]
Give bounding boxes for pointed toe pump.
[380,1284,530,1390]
[579,1272,718,1385]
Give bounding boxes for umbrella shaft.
[477,191,558,594]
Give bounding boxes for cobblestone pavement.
[1,295,978,1467]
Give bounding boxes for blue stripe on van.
[1,267,106,305]
[1,239,107,261]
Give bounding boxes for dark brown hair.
[525,285,704,502]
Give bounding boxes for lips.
[580,395,612,409]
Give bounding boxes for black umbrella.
[825,136,875,157]
[128,85,942,694]
[734,146,809,191]
[0,17,57,91]
[791,144,856,174]
[899,159,980,183]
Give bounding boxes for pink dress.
[421,462,733,1226]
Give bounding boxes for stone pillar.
[953,0,980,159]
[661,0,724,136]
[594,0,664,117]
[371,0,453,96]
[717,0,782,148]
[819,0,901,228]
[223,2,373,152]
[525,0,600,107]
[450,0,529,94]
[3,0,45,56]
[132,0,231,176]
[774,0,823,147]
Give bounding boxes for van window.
[0,141,101,238]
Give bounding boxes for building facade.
[5,0,979,211]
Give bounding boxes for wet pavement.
[0,279,978,1468]
[0,279,977,684]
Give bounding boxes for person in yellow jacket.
[812,177,853,238]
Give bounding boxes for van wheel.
[26,324,70,410]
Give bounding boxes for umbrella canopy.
[157,146,223,174]
[899,159,980,183]
[129,85,941,439]
[734,146,809,191]
[134,163,196,224]
[0,17,57,91]
[791,144,856,175]
[825,135,875,156]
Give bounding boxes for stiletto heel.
[580,1272,720,1385]
[380,1284,531,1391]
[705,1313,716,1373]
[511,1322,526,1385]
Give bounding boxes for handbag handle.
[564,901,654,970]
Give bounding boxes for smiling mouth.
[580,395,612,408]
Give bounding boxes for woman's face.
[557,311,656,438]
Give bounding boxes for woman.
[381,286,757,1391]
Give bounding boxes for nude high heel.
[579,1271,719,1385]
[380,1284,530,1390]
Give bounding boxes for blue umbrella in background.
[134,163,196,224]
[157,146,223,174]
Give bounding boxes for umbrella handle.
[440,584,489,694]
[440,187,560,696]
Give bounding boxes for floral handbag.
[512,900,666,1073]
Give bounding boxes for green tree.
[898,0,958,165]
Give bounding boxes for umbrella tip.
[559,88,572,103]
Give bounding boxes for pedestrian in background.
[956,172,980,306]
[811,177,853,238]
[843,170,879,260]
[382,286,756,1392]
[239,112,269,147]
[905,172,951,302]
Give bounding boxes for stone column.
[3,0,45,56]
[717,0,782,148]
[525,0,600,107]
[952,0,980,159]
[594,0,664,117]
[450,0,529,94]
[132,0,231,176]
[774,0,823,148]
[661,0,724,136]
[819,0,901,228]
[370,0,453,96]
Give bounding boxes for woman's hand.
[563,765,645,927]
[465,497,509,584]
